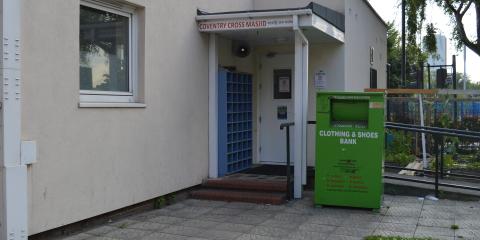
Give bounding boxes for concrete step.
[204,178,287,192]
[190,189,286,205]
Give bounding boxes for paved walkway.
[61,192,480,240]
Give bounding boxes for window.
[370,68,377,89]
[80,1,137,103]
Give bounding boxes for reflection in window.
[80,5,129,92]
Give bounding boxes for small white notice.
[278,76,290,93]
[314,70,327,90]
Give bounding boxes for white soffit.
[310,15,344,43]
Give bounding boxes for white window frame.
[79,0,139,103]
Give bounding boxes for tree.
[387,22,402,87]
[457,73,480,89]
[406,0,480,56]
[387,20,431,88]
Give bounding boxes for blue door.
[218,69,253,176]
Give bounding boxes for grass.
[364,237,436,240]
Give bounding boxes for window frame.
[79,0,139,103]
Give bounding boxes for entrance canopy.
[197,3,345,199]
[196,2,345,44]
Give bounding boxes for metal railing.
[280,122,294,200]
[280,120,480,199]
[385,122,480,197]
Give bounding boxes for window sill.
[78,102,146,108]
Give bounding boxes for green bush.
[386,152,416,166]
[429,154,454,169]
[386,130,416,166]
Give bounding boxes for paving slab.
[212,223,256,233]
[103,228,152,240]
[285,230,329,240]
[56,193,480,240]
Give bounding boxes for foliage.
[405,0,431,64]
[451,224,460,230]
[386,130,416,165]
[423,23,438,55]
[437,113,453,128]
[456,73,480,90]
[429,154,455,169]
[406,0,480,56]
[388,152,417,166]
[387,21,426,88]
[386,18,432,88]
[153,193,175,209]
[364,236,435,240]
[460,116,480,131]
[153,196,166,209]
[456,152,480,170]
[387,22,403,88]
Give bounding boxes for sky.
[369,0,480,83]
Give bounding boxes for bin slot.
[330,99,368,128]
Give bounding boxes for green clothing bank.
[315,92,385,209]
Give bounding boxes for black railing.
[295,120,480,198]
[280,122,294,200]
[385,122,480,197]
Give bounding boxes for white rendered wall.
[344,0,387,91]
[22,0,254,234]
[306,43,345,166]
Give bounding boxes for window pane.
[80,5,129,92]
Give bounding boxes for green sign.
[315,92,385,209]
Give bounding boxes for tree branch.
[476,2,480,44]
[458,1,465,12]
[460,0,474,17]
[449,0,480,56]
[445,0,459,14]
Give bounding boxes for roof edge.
[363,0,388,27]
[197,2,345,32]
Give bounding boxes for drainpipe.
[1,0,28,239]
[292,15,309,198]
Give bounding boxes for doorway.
[258,54,294,165]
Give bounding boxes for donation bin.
[314,92,384,209]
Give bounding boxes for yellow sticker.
[369,102,384,109]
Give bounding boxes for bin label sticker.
[369,102,384,109]
[318,130,379,145]
[326,159,368,193]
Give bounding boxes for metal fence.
[387,97,480,125]
[385,95,480,197]
[385,122,480,197]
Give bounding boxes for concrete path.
[60,192,480,240]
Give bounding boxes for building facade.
[0,0,387,238]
